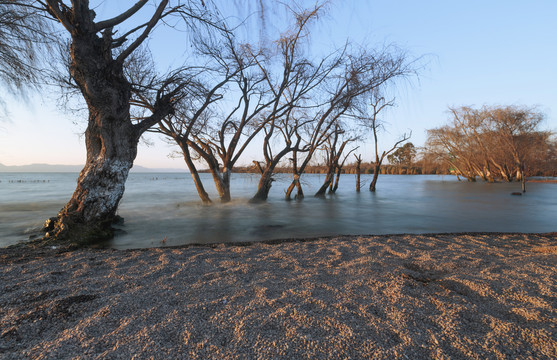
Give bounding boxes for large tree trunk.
[38,2,180,246]
[221,167,232,202]
[45,33,141,244]
[47,107,139,243]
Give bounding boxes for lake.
[0,172,555,249]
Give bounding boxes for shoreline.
[1,232,556,359]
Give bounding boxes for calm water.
[0,172,555,249]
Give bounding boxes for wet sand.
[1,233,556,359]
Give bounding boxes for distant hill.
[0,163,185,173]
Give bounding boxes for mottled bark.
[44,1,175,244]
[46,29,139,243]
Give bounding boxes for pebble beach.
[1,233,556,359]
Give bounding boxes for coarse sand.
[1,233,556,359]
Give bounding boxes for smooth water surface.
[1,172,555,248]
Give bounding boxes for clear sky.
[1,0,555,169]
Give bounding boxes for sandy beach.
[1,233,556,359]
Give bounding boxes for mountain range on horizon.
[0,163,185,173]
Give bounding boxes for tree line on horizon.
[1,1,554,246]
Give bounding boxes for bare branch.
[116,0,169,64]
[95,0,148,31]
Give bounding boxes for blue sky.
[1,0,555,168]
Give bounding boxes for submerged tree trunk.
[285,174,305,200]
[205,164,231,203]
[40,1,180,245]
[48,106,139,243]
[251,146,292,202]
[520,163,526,192]
[220,167,232,202]
[330,166,342,193]
[369,162,382,192]
[250,167,274,202]
[46,35,139,243]
[315,172,335,197]
[355,155,362,192]
[179,143,211,204]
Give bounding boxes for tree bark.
[315,172,334,197]
[369,162,382,192]
[285,173,305,200]
[45,30,139,243]
[48,123,138,243]
[46,26,173,243]
[179,142,211,204]
[250,167,275,202]
[355,156,362,192]
[208,166,231,203]
[330,166,342,193]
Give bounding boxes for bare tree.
[249,5,342,202]
[284,45,416,199]
[315,124,357,197]
[155,26,252,203]
[361,92,411,192]
[159,21,305,203]
[19,0,216,244]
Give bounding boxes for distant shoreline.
[2,163,556,179]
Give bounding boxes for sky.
[1,0,556,169]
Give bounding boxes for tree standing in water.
[10,0,215,244]
[354,154,363,191]
[425,105,550,184]
[363,91,411,192]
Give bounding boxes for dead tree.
[285,45,416,199]
[356,90,411,191]
[249,5,339,202]
[32,1,210,243]
[157,25,280,203]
